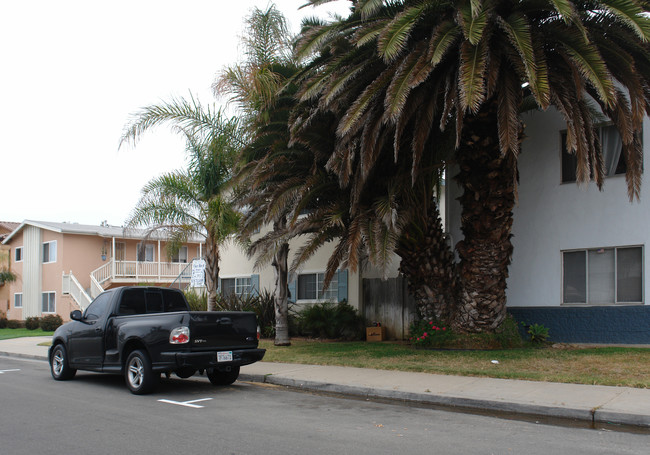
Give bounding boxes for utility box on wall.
[366,326,386,342]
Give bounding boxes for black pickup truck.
[49,286,265,394]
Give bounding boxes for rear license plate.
[217,351,233,362]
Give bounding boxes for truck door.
[67,292,113,367]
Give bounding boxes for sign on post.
[191,259,206,288]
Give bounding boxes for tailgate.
[188,311,258,350]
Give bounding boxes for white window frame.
[15,247,23,262]
[220,276,252,297]
[137,243,155,262]
[14,293,23,308]
[42,291,56,313]
[42,241,57,264]
[172,246,188,263]
[297,272,338,302]
[562,245,644,305]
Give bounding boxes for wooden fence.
[362,276,418,340]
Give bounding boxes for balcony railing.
[91,259,190,285]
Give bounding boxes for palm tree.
[215,4,301,345]
[293,0,650,332]
[120,97,242,310]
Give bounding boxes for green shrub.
[25,317,41,330]
[527,323,550,344]
[184,289,207,311]
[408,314,524,349]
[295,301,365,340]
[7,319,23,329]
[0,317,8,329]
[40,314,63,331]
[409,319,454,347]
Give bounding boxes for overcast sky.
[0,0,350,226]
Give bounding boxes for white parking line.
[158,398,213,408]
[0,369,21,374]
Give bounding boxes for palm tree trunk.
[397,202,457,322]
[272,217,291,346]
[452,99,519,332]
[204,233,220,311]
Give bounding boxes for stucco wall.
[447,109,650,309]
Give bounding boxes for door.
[67,292,113,367]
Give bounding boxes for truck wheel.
[207,366,240,386]
[50,344,77,380]
[125,350,157,395]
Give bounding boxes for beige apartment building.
[1,220,204,321]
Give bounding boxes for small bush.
[408,314,524,349]
[40,314,63,331]
[7,319,24,329]
[25,317,41,330]
[184,289,207,311]
[0,317,8,329]
[409,319,454,347]
[295,301,365,340]
[527,323,550,344]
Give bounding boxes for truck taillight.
[170,327,190,344]
[257,325,261,341]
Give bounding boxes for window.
[137,243,154,262]
[171,246,188,263]
[84,293,112,321]
[561,125,631,183]
[297,272,338,301]
[42,241,57,264]
[116,242,126,261]
[563,246,643,304]
[42,292,56,313]
[15,247,23,262]
[14,293,22,308]
[220,277,252,297]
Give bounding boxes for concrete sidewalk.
[2,336,649,428]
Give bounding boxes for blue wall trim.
[508,306,650,344]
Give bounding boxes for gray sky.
[0,0,350,226]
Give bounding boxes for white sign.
[191,259,206,288]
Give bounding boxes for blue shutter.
[217,278,221,294]
[288,277,297,303]
[251,274,260,296]
[337,269,348,303]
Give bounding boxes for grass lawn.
[260,339,650,388]
[0,328,54,341]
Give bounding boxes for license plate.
[217,351,233,362]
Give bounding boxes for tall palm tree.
[120,97,242,310]
[293,0,650,332]
[215,4,302,345]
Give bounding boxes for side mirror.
[70,310,83,321]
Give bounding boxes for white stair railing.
[90,274,105,299]
[62,271,92,310]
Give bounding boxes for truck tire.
[125,349,157,394]
[50,344,77,380]
[207,366,240,386]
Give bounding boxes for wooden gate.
[362,276,417,340]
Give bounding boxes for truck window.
[163,289,188,312]
[118,289,146,315]
[145,291,164,313]
[85,293,112,321]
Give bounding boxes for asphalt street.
[1,356,648,455]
